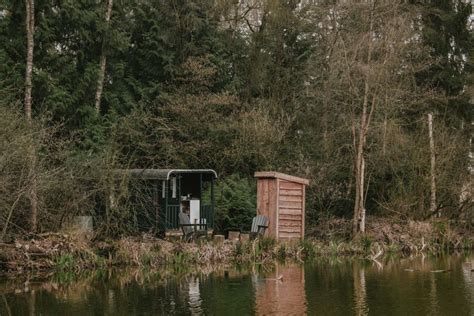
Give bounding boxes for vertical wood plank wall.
[256,178,278,238]
[256,174,307,241]
[278,180,304,240]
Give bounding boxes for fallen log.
[0,243,16,248]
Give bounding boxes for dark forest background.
[0,0,472,237]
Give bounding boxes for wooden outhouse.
[254,172,309,241]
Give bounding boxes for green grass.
[55,253,75,271]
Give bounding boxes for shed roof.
[254,171,309,185]
[118,169,217,180]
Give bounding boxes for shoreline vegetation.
[1,217,472,276]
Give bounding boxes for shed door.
[278,180,304,239]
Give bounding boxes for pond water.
[1,254,474,315]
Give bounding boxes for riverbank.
[1,218,473,275]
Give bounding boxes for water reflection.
[255,263,307,315]
[1,254,474,315]
[353,263,368,316]
[462,256,474,304]
[187,276,203,315]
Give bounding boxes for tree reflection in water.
[1,255,474,315]
[353,262,368,316]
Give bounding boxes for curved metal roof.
[118,169,217,180]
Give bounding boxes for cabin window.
[162,180,166,198]
[171,177,177,198]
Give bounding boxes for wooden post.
[165,179,168,229]
[211,178,215,228]
[276,178,280,240]
[302,183,306,239]
[428,113,438,217]
[198,174,202,224]
[178,175,181,202]
[153,181,159,230]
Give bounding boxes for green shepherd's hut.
[118,169,217,235]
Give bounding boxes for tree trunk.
[25,0,34,122]
[353,1,375,235]
[25,0,38,232]
[382,115,387,157]
[94,0,113,114]
[359,157,366,233]
[428,113,438,217]
[353,132,365,234]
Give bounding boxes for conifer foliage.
[0,0,472,236]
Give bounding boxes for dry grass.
[307,217,473,255]
[1,217,473,276]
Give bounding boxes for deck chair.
[179,212,208,242]
[249,215,269,239]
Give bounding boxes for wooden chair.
[179,212,207,242]
[249,215,269,239]
[224,215,269,240]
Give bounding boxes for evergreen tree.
[415,0,473,124]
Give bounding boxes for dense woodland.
[0,0,472,239]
